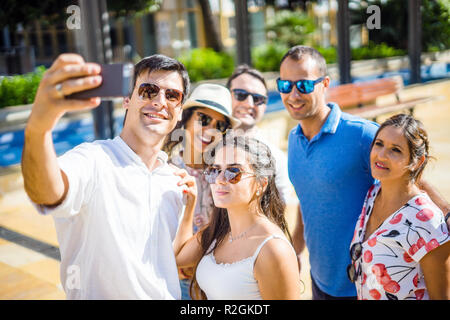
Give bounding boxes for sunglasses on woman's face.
[138,83,184,106]
[232,89,267,106]
[195,112,230,134]
[346,242,362,283]
[276,77,324,94]
[204,166,255,184]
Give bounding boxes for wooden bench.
[326,76,435,122]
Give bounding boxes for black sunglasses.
[232,89,267,106]
[204,166,255,184]
[195,111,230,134]
[276,77,324,94]
[347,242,362,283]
[138,83,184,106]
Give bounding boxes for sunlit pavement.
[0,79,449,300]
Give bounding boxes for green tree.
[0,0,72,30]
[197,0,223,52]
[0,0,161,30]
[349,0,450,52]
[421,0,450,51]
[265,10,316,48]
[107,0,161,17]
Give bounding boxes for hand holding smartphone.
[66,63,133,100]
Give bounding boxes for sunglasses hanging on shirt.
[347,242,363,283]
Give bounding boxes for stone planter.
[0,98,125,133]
[0,104,33,131]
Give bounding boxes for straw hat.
[182,83,241,128]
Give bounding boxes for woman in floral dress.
[348,114,449,300]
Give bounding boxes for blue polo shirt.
[288,103,379,297]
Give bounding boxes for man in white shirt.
[226,65,294,204]
[21,53,197,299]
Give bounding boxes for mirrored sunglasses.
[204,166,255,184]
[276,77,324,94]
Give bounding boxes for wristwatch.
[445,212,450,224]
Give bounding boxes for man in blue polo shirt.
[279,45,450,299]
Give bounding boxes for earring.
[256,190,261,196]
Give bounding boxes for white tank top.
[196,235,292,300]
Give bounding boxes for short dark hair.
[130,54,190,102]
[124,54,190,126]
[226,64,267,92]
[280,45,327,77]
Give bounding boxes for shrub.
[314,43,404,65]
[251,42,405,73]
[252,43,289,72]
[177,48,235,82]
[0,65,46,108]
[351,42,406,60]
[316,47,338,64]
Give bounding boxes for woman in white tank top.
[173,136,302,299]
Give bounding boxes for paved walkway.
[0,79,449,300]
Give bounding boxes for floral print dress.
[349,182,450,300]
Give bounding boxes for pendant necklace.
[229,220,260,243]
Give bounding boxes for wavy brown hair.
[371,113,433,183]
[189,135,291,299]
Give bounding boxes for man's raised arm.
[417,179,450,229]
[22,54,102,206]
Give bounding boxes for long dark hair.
[372,113,432,182]
[189,136,290,299]
[162,107,198,157]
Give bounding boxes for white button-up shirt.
[34,136,185,299]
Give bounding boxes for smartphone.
[66,63,133,99]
